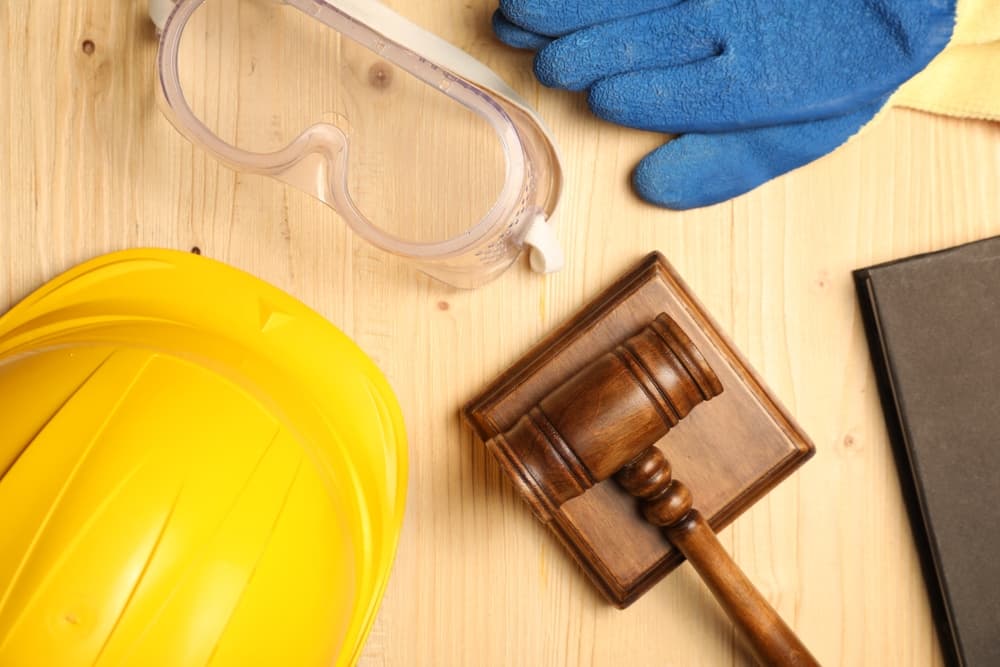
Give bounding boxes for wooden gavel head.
[488,312,820,667]
[491,313,724,521]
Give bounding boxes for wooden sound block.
[463,252,815,608]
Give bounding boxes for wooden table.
[2,2,998,665]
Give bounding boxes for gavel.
[490,313,819,667]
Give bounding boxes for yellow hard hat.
[0,249,407,666]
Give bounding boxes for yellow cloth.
[891,0,1000,121]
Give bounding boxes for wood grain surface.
[2,2,999,665]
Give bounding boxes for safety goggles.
[154,0,564,288]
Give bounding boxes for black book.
[854,237,1000,667]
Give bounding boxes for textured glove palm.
[494,0,956,209]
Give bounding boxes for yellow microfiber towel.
[891,0,1000,121]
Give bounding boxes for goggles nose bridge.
[270,121,351,209]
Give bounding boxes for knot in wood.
[368,62,394,90]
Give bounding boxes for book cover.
[855,236,1000,667]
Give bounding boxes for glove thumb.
[633,100,887,210]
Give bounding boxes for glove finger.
[492,11,553,51]
[534,7,720,91]
[632,100,885,210]
[588,60,737,133]
[498,0,682,37]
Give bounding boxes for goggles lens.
[176,0,507,244]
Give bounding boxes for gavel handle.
[616,448,819,667]
[666,511,819,667]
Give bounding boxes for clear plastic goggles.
[154,0,564,288]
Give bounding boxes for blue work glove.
[493,1,956,209]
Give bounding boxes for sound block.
[463,252,814,608]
